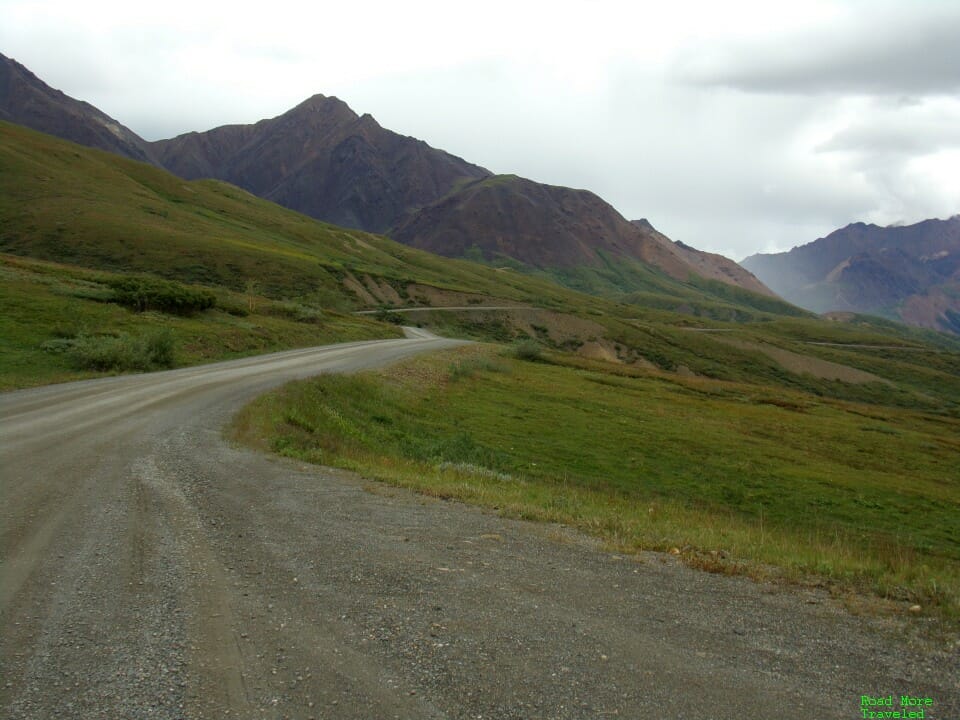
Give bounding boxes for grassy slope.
[0,254,399,390]
[0,121,579,305]
[4,120,959,408]
[5,121,960,620]
[235,345,960,621]
[0,120,573,387]
[542,255,808,320]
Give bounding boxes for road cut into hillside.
[1,331,957,719]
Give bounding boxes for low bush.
[508,338,544,361]
[267,301,325,324]
[216,297,251,317]
[42,329,177,372]
[374,306,405,324]
[38,337,76,354]
[142,328,175,367]
[107,276,216,315]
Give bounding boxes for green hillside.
[4,120,960,408]
[3,119,960,620]
[237,344,960,620]
[0,121,565,303]
[0,117,798,318]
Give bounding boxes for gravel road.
[1,332,957,719]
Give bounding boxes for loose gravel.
[2,336,957,719]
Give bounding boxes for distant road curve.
[355,305,532,314]
[1,330,955,719]
[802,341,934,350]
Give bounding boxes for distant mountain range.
[0,50,774,304]
[10,50,959,335]
[742,217,960,334]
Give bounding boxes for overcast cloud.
[677,3,960,95]
[2,0,958,260]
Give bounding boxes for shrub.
[107,276,216,315]
[143,328,175,367]
[67,334,142,371]
[38,337,76,354]
[267,301,325,324]
[43,329,177,372]
[374,306,404,324]
[217,298,250,317]
[508,338,543,362]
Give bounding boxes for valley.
[1,48,959,718]
[2,117,960,620]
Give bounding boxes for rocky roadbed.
[2,336,958,719]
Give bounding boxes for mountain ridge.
[391,174,687,271]
[150,93,492,234]
[635,221,775,297]
[742,216,960,334]
[0,52,159,166]
[1,52,777,301]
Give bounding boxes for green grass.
[0,121,585,307]
[4,119,960,415]
[0,254,399,390]
[234,345,960,621]
[6,118,960,626]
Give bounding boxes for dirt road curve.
[1,334,957,719]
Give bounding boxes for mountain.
[389,174,775,298]
[391,175,688,271]
[742,217,960,334]
[0,55,489,234]
[6,118,957,387]
[2,118,854,390]
[631,221,775,297]
[150,94,491,233]
[153,102,773,299]
[0,52,158,166]
[1,54,772,301]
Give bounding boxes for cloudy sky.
[3,0,959,260]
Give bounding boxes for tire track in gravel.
[133,454,253,716]
[1,333,465,719]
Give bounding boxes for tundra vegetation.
[235,344,960,624]
[3,120,959,623]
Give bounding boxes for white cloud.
[1,0,957,260]
[674,1,960,95]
